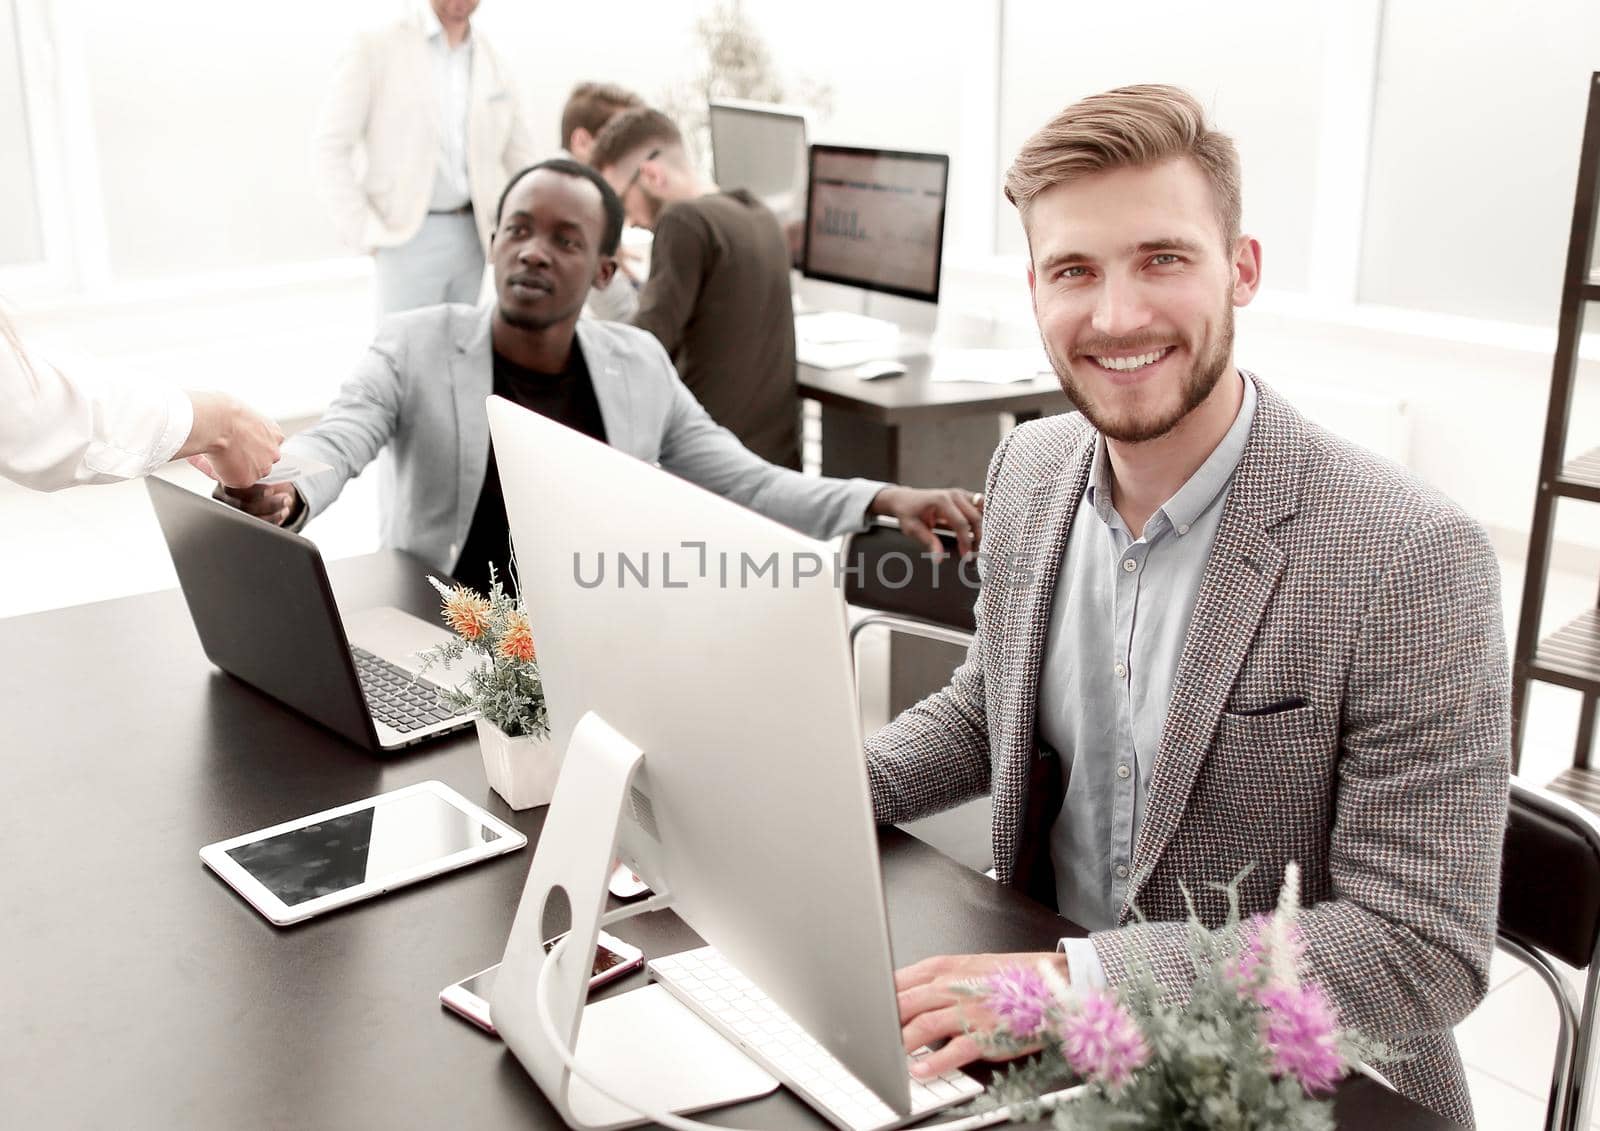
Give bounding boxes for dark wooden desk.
[0,552,1457,1130]
[798,354,1065,489]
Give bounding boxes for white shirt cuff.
[154,386,194,466]
[1057,937,1109,989]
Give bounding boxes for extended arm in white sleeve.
[0,339,191,491]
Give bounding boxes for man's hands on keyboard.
[650,946,982,1131]
[894,952,1070,1079]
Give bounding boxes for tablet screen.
[225,789,503,907]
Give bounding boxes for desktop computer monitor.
[708,99,810,266]
[484,397,911,1119]
[801,144,949,304]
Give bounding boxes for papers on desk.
[794,310,899,344]
[927,347,1054,385]
[796,340,903,369]
[794,310,903,369]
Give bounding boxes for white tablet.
[200,780,526,926]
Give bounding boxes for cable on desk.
[537,903,759,1131]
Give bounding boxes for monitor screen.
[708,100,809,265]
[801,144,949,304]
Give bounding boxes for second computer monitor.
[708,99,810,265]
[802,144,949,304]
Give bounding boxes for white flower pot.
[474,718,561,810]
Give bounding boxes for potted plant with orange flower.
[418,567,557,810]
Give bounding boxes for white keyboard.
[794,311,901,344]
[795,340,903,370]
[794,311,906,370]
[649,946,984,1131]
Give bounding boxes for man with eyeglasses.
[217,160,982,596]
[590,108,804,470]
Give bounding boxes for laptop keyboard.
[649,946,983,1131]
[352,647,459,734]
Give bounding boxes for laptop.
[146,477,474,752]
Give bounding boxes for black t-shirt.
[452,343,608,596]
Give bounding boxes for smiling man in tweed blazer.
[872,86,1509,1127]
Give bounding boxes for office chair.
[839,517,979,642]
[841,517,978,706]
[1499,778,1600,1131]
[841,519,989,872]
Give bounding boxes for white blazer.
[312,14,536,254]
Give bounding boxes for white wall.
[996,0,1325,296]
[72,0,400,280]
[1359,0,1600,325]
[0,0,44,265]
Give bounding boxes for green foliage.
[416,567,550,740]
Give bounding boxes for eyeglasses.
[620,149,662,199]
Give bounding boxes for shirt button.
[1177,523,1190,535]
[1113,662,1127,679]
[1116,763,1131,780]
[1122,557,1138,573]
[1114,863,1129,879]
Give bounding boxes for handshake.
[183,392,321,524]
[216,479,302,527]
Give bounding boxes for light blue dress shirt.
[423,9,473,212]
[1037,374,1258,981]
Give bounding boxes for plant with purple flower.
[1056,988,1149,1091]
[949,862,1395,1131]
[1258,982,1346,1095]
[1231,912,1307,992]
[982,963,1056,1043]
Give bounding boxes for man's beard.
[498,303,561,332]
[496,287,585,333]
[1045,303,1233,444]
[633,185,666,229]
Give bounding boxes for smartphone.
[439,929,645,1035]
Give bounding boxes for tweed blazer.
[864,375,1510,1126]
[284,304,883,575]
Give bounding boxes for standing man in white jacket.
[313,0,536,316]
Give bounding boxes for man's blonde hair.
[1003,84,1241,245]
[560,82,644,152]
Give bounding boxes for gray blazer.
[285,304,883,574]
[864,377,1509,1127]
